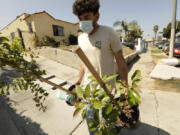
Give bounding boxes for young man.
[73,0,128,88]
[72,0,128,134]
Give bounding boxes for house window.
[52,25,64,36]
[10,32,15,39]
[28,22,33,33]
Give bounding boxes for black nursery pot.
[115,97,140,129]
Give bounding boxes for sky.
[0,0,180,39]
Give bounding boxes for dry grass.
[151,55,168,65]
[154,79,180,93]
[151,46,163,54]
[122,46,135,56]
[150,47,180,93]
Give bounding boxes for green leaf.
[94,109,100,123]
[90,127,97,132]
[0,37,9,43]
[36,104,40,107]
[102,127,111,135]
[88,120,98,132]
[131,70,141,87]
[108,109,119,122]
[13,84,18,92]
[35,92,38,97]
[93,100,104,109]
[88,76,97,82]
[101,95,110,103]
[76,85,84,98]
[132,78,141,86]
[131,70,141,82]
[39,88,44,94]
[116,80,126,88]
[17,82,23,90]
[6,85,10,95]
[24,83,28,90]
[94,89,104,97]
[81,109,87,119]
[94,130,102,135]
[39,96,43,99]
[85,84,90,97]
[105,104,113,115]
[116,88,123,96]
[102,75,108,82]
[88,76,98,84]
[128,89,141,106]
[44,93,49,96]
[105,84,112,91]
[104,74,119,82]
[88,121,94,128]
[75,102,85,110]
[0,88,5,95]
[117,100,123,107]
[132,89,141,98]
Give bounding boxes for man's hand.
[66,84,80,106]
[67,62,84,106]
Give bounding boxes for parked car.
[155,42,161,47]
[157,41,168,49]
[166,43,180,57]
[162,42,169,52]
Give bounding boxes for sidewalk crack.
[152,92,160,135]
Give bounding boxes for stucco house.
[0,11,79,49]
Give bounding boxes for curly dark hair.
[73,0,100,16]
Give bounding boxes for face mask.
[79,21,94,34]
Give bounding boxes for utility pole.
[169,0,177,58]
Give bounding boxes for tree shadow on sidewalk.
[0,96,48,135]
[119,122,171,135]
[0,66,48,135]
[0,65,22,83]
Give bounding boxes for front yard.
[150,46,180,93]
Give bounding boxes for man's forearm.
[118,60,128,85]
[75,63,85,85]
[115,50,128,85]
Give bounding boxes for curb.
[125,51,138,64]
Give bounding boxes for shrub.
[34,35,59,48]
[68,34,78,45]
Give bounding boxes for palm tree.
[153,25,159,41]
[128,20,142,38]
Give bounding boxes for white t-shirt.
[78,25,122,89]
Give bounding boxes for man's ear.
[96,13,100,21]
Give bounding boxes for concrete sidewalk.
[0,55,81,135]
[0,49,180,135]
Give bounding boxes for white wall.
[32,47,138,73]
